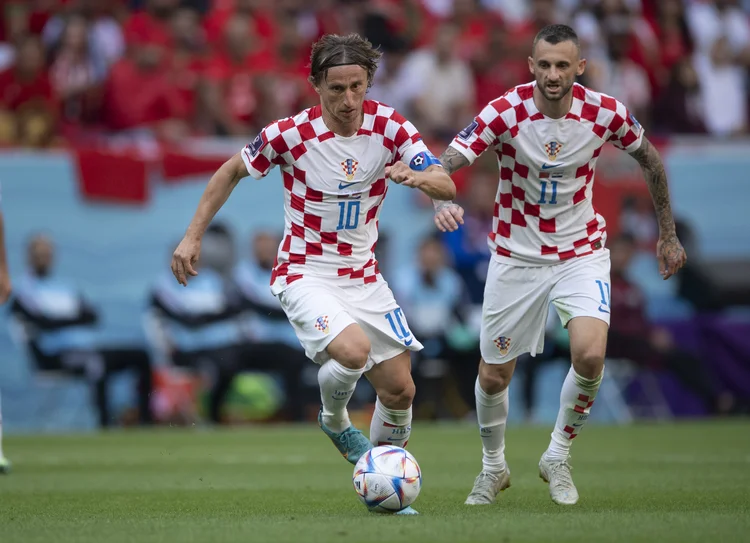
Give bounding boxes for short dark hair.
[533,24,580,54]
[309,33,382,89]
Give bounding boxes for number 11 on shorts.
[595,280,610,314]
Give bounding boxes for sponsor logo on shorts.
[314,315,330,334]
[494,336,511,356]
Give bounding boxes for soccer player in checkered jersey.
[433,24,687,506]
[0,182,12,473]
[171,33,455,510]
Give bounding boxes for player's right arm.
[171,153,248,286]
[433,100,508,232]
[172,124,281,286]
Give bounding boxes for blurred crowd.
[0,0,749,148]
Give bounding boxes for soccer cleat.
[0,456,10,474]
[318,410,372,465]
[464,466,511,505]
[395,506,419,515]
[539,454,579,505]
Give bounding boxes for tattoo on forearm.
[438,147,470,175]
[629,139,675,237]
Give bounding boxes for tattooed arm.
[628,137,687,280]
[432,147,472,232]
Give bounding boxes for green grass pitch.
[1,420,749,543]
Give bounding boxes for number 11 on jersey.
[538,180,558,205]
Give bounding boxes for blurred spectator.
[233,231,310,421]
[441,171,495,304]
[400,21,475,141]
[49,14,106,129]
[123,0,178,48]
[607,233,737,416]
[653,58,706,135]
[168,5,209,129]
[203,13,275,136]
[10,234,154,427]
[648,0,694,87]
[395,234,477,417]
[687,0,750,136]
[0,35,56,147]
[368,38,412,113]
[619,195,659,252]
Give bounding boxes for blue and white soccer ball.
[352,446,422,513]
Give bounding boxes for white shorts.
[277,277,423,370]
[481,250,611,364]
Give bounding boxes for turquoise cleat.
[395,506,419,515]
[0,456,10,474]
[318,410,373,465]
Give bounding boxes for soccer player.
[0,183,12,473]
[433,24,687,506]
[171,33,455,511]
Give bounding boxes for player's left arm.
[628,137,687,280]
[385,161,456,201]
[0,186,11,304]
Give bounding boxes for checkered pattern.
[240,101,430,294]
[563,393,596,440]
[450,82,644,266]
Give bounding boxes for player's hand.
[434,202,465,233]
[656,233,687,280]
[171,236,201,286]
[0,267,11,304]
[385,162,419,188]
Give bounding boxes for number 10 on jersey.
[337,201,360,230]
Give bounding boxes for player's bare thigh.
[326,323,371,370]
[365,350,415,410]
[567,317,608,379]
[478,357,517,395]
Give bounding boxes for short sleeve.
[449,99,510,165]
[607,100,645,153]
[240,124,281,180]
[388,111,430,168]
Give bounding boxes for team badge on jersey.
[247,131,267,157]
[314,315,330,334]
[544,141,564,161]
[494,336,511,356]
[341,158,359,181]
[458,120,479,140]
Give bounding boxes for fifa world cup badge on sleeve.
[629,113,642,130]
[247,131,267,157]
[458,120,479,140]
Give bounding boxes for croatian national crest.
[341,158,359,181]
[544,141,563,161]
[494,336,511,356]
[314,315,330,334]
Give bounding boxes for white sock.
[475,378,509,474]
[318,360,365,433]
[369,397,412,448]
[545,366,603,461]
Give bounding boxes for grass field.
[1,420,749,543]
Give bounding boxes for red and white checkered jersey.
[450,82,645,266]
[240,100,431,294]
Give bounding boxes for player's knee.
[379,379,415,410]
[334,337,371,370]
[478,361,513,395]
[572,351,604,379]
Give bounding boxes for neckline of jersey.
[526,81,577,122]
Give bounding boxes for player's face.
[316,65,368,126]
[29,238,54,277]
[528,40,585,102]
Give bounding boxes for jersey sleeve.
[448,99,510,165]
[607,100,645,153]
[389,113,442,172]
[240,123,283,180]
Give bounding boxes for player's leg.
[0,389,9,474]
[466,260,552,505]
[541,252,610,505]
[364,350,415,448]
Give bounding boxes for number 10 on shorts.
[385,308,413,346]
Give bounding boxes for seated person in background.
[608,234,736,415]
[395,235,477,417]
[233,231,310,421]
[11,234,153,428]
[149,231,244,425]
